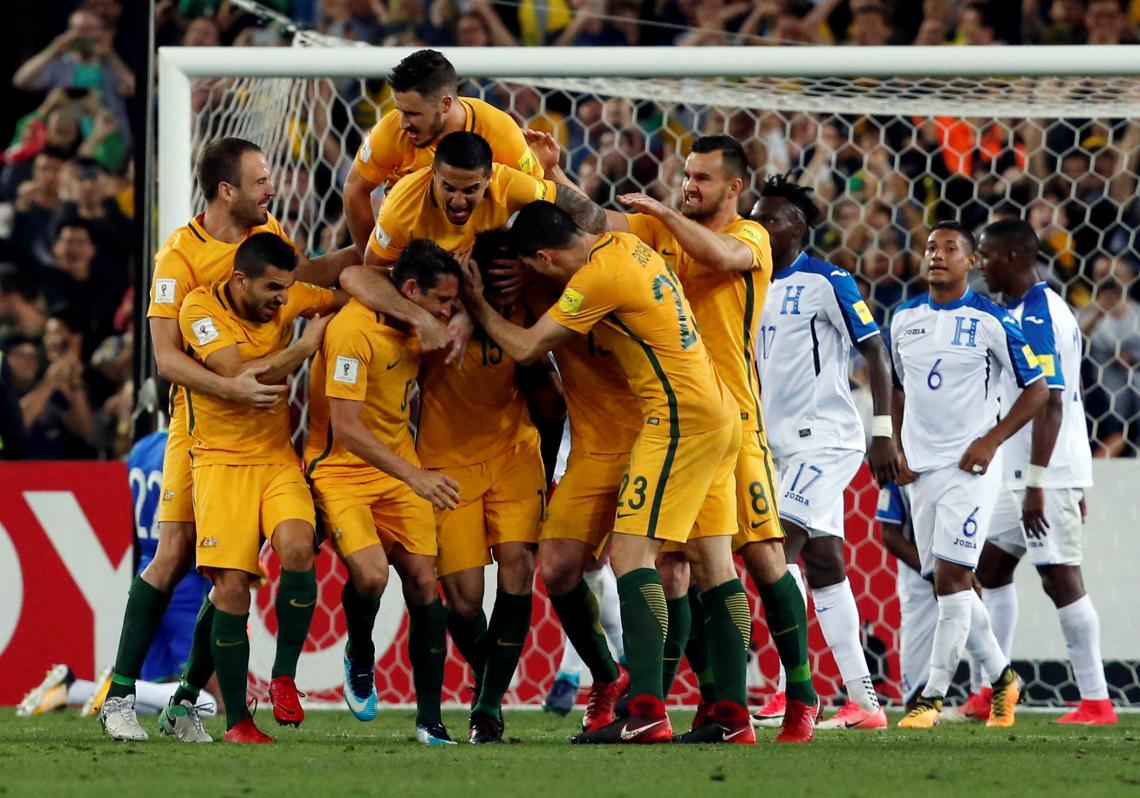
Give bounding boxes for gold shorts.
[435,440,544,578]
[312,471,436,560]
[616,419,741,546]
[541,450,630,549]
[157,409,194,524]
[730,429,785,551]
[192,461,315,576]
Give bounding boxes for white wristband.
[871,416,893,438]
[1025,464,1046,488]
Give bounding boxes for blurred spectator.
[0,270,47,339]
[554,0,634,46]
[11,148,67,270]
[0,335,30,459]
[1079,275,1140,456]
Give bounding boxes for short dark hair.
[930,220,977,253]
[392,238,461,290]
[196,137,264,202]
[55,218,95,241]
[982,218,1039,257]
[46,304,86,335]
[434,131,493,175]
[389,49,458,99]
[511,201,581,256]
[690,135,749,180]
[758,172,822,228]
[233,232,298,279]
[473,228,515,284]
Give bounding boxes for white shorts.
[775,448,863,538]
[896,565,937,705]
[987,487,1084,567]
[910,459,1002,578]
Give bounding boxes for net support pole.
[157,49,195,240]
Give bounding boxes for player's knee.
[274,526,316,572]
[210,571,252,614]
[539,556,581,597]
[495,545,536,594]
[354,568,389,599]
[401,570,437,606]
[656,553,689,596]
[1039,566,1084,608]
[802,540,846,589]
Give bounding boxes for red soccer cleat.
[1056,698,1118,726]
[223,715,273,744]
[775,697,818,744]
[691,699,713,731]
[817,701,889,730]
[751,691,785,728]
[674,700,755,744]
[946,687,992,723]
[269,676,305,727]
[581,666,630,733]
[571,694,672,744]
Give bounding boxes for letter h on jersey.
[951,316,979,348]
[780,285,805,316]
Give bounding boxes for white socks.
[813,578,879,712]
[67,679,96,706]
[981,583,1018,659]
[965,590,1009,685]
[585,565,624,661]
[1058,595,1109,701]
[776,564,810,692]
[923,590,973,699]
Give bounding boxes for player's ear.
[439,94,453,114]
[400,277,420,299]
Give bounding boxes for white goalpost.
[154,43,1140,709]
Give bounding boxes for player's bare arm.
[340,265,449,352]
[327,397,459,510]
[553,184,607,235]
[892,386,918,486]
[202,313,331,384]
[461,262,576,364]
[149,316,285,408]
[524,130,591,201]
[617,192,755,272]
[880,520,922,573]
[344,167,380,255]
[1023,387,1065,537]
[857,334,900,485]
[296,245,359,288]
[959,379,1048,476]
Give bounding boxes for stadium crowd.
[4,0,1140,459]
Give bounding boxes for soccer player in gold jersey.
[343,49,542,254]
[463,201,754,745]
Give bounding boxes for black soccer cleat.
[468,710,504,744]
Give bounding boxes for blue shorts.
[139,580,209,682]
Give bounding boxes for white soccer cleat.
[158,698,213,743]
[100,695,149,741]
[16,664,71,717]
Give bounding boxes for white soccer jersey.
[1000,282,1093,489]
[890,288,1043,473]
[757,253,880,460]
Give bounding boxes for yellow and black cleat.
[898,696,943,729]
[986,666,1024,728]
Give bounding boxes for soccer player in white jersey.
[751,175,899,730]
[973,219,1117,726]
[876,482,938,711]
[892,221,1047,729]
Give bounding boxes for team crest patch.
[162,489,175,503]
[199,537,218,549]
[154,278,177,304]
[853,300,874,324]
[359,137,372,163]
[558,288,584,315]
[191,317,219,346]
[334,356,360,384]
[374,224,391,249]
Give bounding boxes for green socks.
[447,605,488,693]
[107,577,172,700]
[212,608,251,729]
[272,568,317,679]
[549,580,619,684]
[617,568,668,701]
[685,587,717,702]
[408,599,448,725]
[702,579,752,709]
[662,594,691,698]
[473,591,533,716]
[172,596,216,706]
[342,580,382,664]
[759,571,817,705]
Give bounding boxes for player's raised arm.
[344,166,382,257]
[463,267,576,364]
[296,245,359,288]
[617,191,755,272]
[340,265,449,352]
[553,184,607,234]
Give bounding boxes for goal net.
[157,42,1140,710]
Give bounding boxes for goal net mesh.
[184,44,1140,710]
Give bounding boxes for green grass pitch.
[3,708,1137,798]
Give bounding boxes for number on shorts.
[962,507,979,538]
[927,358,943,391]
[749,481,769,516]
[788,463,823,494]
[618,473,648,510]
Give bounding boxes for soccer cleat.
[673,701,756,744]
[100,695,149,741]
[223,715,272,744]
[543,676,579,717]
[898,696,943,729]
[986,666,1023,728]
[690,699,713,731]
[468,710,504,744]
[416,721,458,746]
[944,687,992,723]
[570,694,673,745]
[158,698,214,743]
[581,666,629,732]
[817,702,889,730]
[80,667,112,718]
[774,697,818,743]
[269,675,305,727]
[342,654,378,722]
[17,663,72,717]
[751,691,785,728]
[1055,698,1118,726]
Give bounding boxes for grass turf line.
[2,708,1137,798]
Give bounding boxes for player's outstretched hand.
[868,435,900,485]
[896,450,919,486]
[523,129,562,173]
[409,468,461,510]
[488,257,529,305]
[299,313,333,354]
[1021,487,1050,538]
[958,434,997,476]
[617,192,669,218]
[412,310,449,353]
[230,365,287,408]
